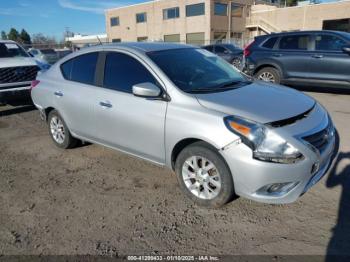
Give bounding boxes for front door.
[93,51,167,164]
[308,33,350,83]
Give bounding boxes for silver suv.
[31,43,337,207]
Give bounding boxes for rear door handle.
[99,101,113,109]
[273,53,283,57]
[312,54,324,59]
[54,91,63,97]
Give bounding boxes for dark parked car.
[244,30,350,88]
[202,43,243,69]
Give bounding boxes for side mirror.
[132,82,161,98]
[342,45,350,54]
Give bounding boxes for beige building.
[105,0,350,46]
[247,0,350,37]
[105,0,256,45]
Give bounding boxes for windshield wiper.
[188,80,251,94]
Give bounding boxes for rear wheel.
[255,67,281,84]
[48,110,77,149]
[175,142,236,208]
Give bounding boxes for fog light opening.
[257,182,299,197]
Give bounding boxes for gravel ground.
[0,90,349,258]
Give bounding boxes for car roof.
[256,30,349,39]
[97,42,194,53]
[0,40,16,44]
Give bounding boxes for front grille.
[302,122,333,153]
[0,66,39,84]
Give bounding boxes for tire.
[255,67,281,84]
[47,110,77,149]
[231,57,242,70]
[174,141,236,208]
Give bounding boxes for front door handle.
[273,53,283,57]
[54,91,63,97]
[99,101,112,109]
[312,54,324,59]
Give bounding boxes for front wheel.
[231,57,242,70]
[175,142,236,208]
[255,67,281,84]
[48,110,78,149]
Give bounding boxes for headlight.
[224,116,303,164]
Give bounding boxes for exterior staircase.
[246,17,281,34]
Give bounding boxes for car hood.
[0,57,37,68]
[195,81,315,124]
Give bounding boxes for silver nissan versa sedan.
[31,43,337,207]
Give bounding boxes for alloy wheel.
[182,156,222,200]
[50,116,65,144]
[258,72,275,82]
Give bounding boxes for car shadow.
[287,85,350,95]
[0,98,36,117]
[326,133,350,261]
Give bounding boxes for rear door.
[274,34,312,79]
[54,52,100,140]
[93,51,167,164]
[308,33,350,83]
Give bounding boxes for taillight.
[31,80,40,91]
[244,41,254,57]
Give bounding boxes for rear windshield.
[0,43,29,58]
[41,49,56,54]
[222,44,240,52]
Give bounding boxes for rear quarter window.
[262,37,278,49]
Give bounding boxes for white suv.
[0,40,41,102]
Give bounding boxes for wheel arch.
[170,138,220,170]
[254,63,283,77]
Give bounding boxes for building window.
[214,3,227,16]
[136,12,147,23]
[186,32,205,45]
[231,4,243,17]
[110,17,120,26]
[163,7,180,20]
[164,34,181,43]
[137,37,148,42]
[112,39,121,43]
[186,3,205,17]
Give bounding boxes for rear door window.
[103,52,158,93]
[279,35,310,50]
[315,34,347,51]
[61,52,98,85]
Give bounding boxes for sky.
[0,0,342,41]
[0,0,151,40]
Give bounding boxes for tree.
[1,31,7,40]
[32,33,57,48]
[7,28,20,42]
[20,29,31,45]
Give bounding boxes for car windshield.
[41,49,56,54]
[0,43,29,58]
[147,48,249,93]
[338,32,350,41]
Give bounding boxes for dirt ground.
[0,90,349,258]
